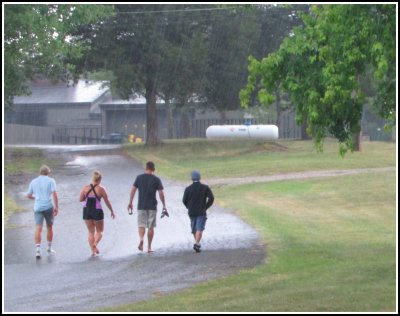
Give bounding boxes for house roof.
[13,80,109,104]
[100,94,165,106]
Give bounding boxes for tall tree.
[252,4,309,136]
[201,6,260,123]
[81,4,204,144]
[240,4,396,155]
[156,5,209,138]
[4,4,114,110]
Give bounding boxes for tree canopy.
[240,4,396,155]
[81,4,298,144]
[80,4,196,144]
[4,4,114,110]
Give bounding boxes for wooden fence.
[173,112,302,139]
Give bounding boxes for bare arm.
[79,187,87,202]
[158,190,166,210]
[128,186,137,210]
[101,188,115,219]
[27,193,35,200]
[52,191,59,216]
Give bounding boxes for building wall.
[4,123,56,144]
[5,105,47,126]
[101,107,169,139]
[47,104,91,126]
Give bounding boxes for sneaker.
[47,248,56,255]
[36,248,41,259]
[193,243,201,253]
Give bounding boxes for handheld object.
[128,206,133,215]
[161,210,169,218]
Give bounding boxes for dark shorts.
[190,216,207,234]
[34,208,54,226]
[83,207,104,221]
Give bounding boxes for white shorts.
[137,210,157,228]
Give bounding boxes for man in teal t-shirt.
[27,165,59,259]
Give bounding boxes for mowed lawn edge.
[96,139,397,312]
[122,139,396,181]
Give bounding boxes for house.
[99,94,183,140]
[5,79,309,144]
[5,79,109,143]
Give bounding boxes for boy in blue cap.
[183,170,214,253]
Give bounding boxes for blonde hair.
[39,165,51,175]
[92,170,102,183]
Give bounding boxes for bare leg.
[192,231,203,253]
[35,226,43,244]
[138,227,145,251]
[195,231,203,244]
[85,220,96,256]
[147,228,154,253]
[46,225,53,243]
[93,220,104,254]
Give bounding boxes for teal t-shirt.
[27,175,56,212]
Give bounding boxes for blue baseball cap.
[190,170,201,181]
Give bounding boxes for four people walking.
[27,161,214,258]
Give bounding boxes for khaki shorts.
[137,210,157,228]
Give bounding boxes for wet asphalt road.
[4,145,266,312]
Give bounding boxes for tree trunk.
[353,128,362,152]
[180,99,191,139]
[165,98,174,139]
[301,114,311,140]
[352,77,362,152]
[275,91,282,126]
[145,81,160,145]
[220,111,227,124]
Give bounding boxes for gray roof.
[13,80,109,104]
[101,94,165,105]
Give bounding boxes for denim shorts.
[190,216,207,234]
[34,208,54,226]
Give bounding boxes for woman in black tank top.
[79,171,115,257]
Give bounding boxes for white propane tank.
[248,125,279,139]
[206,125,278,139]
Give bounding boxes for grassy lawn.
[4,147,55,175]
[123,139,396,181]
[3,147,57,222]
[3,186,27,222]
[4,141,396,311]
[97,139,397,312]
[101,171,396,312]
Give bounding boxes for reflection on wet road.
[4,145,265,312]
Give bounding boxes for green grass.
[4,147,56,174]
[123,139,396,181]
[100,171,396,312]
[4,142,396,311]
[4,185,27,223]
[96,139,397,312]
[4,147,56,222]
